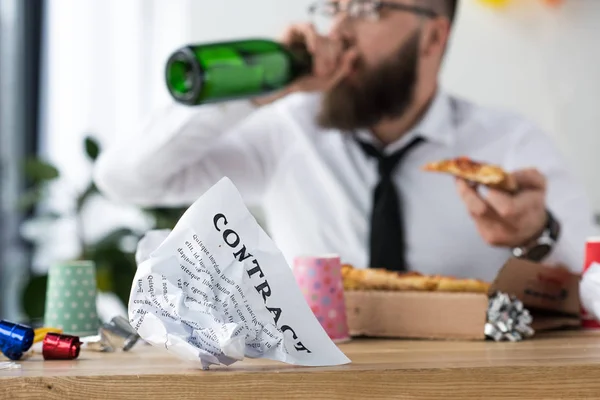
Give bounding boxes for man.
[94,0,598,281]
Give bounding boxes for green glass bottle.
[165,38,312,106]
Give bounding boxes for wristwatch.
[512,210,561,262]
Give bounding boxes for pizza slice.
[422,156,518,193]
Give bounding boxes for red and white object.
[292,255,350,343]
[580,237,600,329]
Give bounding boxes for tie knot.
[378,156,400,177]
[357,137,425,177]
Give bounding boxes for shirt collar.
[354,90,456,155]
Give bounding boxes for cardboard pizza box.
[344,258,581,340]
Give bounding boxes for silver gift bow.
[485,292,535,342]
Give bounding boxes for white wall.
[188,0,313,42]
[37,0,197,270]
[442,0,600,211]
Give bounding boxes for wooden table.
[2,331,600,399]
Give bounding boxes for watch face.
[524,244,552,262]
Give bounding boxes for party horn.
[104,316,140,351]
[34,327,63,344]
[42,333,81,360]
[0,320,34,360]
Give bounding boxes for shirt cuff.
[543,233,585,275]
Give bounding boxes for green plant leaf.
[144,207,187,230]
[112,253,137,305]
[23,158,60,183]
[18,186,45,210]
[83,238,138,305]
[37,211,62,220]
[93,228,140,251]
[76,182,99,212]
[96,264,114,292]
[22,274,48,321]
[84,136,101,161]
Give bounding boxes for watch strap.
[512,210,560,261]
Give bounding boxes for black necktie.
[357,137,425,271]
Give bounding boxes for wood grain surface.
[2,330,600,399]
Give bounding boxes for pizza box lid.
[490,258,580,317]
[345,258,581,340]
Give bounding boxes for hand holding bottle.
[253,24,358,106]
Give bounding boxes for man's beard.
[317,31,420,131]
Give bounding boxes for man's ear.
[421,18,450,57]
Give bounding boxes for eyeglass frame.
[308,0,439,21]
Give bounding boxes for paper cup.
[584,237,600,273]
[582,237,600,329]
[293,255,350,343]
[43,261,99,336]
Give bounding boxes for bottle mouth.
[165,47,203,105]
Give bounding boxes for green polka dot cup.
[43,260,99,337]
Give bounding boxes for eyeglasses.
[308,0,438,22]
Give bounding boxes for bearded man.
[94,0,597,280]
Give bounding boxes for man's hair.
[425,0,459,24]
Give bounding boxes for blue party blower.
[0,320,34,360]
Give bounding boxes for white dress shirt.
[94,90,599,281]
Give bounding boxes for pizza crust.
[341,264,491,294]
[422,156,518,193]
[435,276,491,294]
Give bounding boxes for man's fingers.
[484,189,519,219]
[327,48,358,88]
[281,23,343,78]
[456,179,490,217]
[511,168,546,191]
[281,23,319,52]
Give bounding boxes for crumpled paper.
[128,177,350,369]
[580,262,600,321]
[135,229,172,266]
[0,362,20,370]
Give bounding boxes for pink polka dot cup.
[292,254,350,343]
